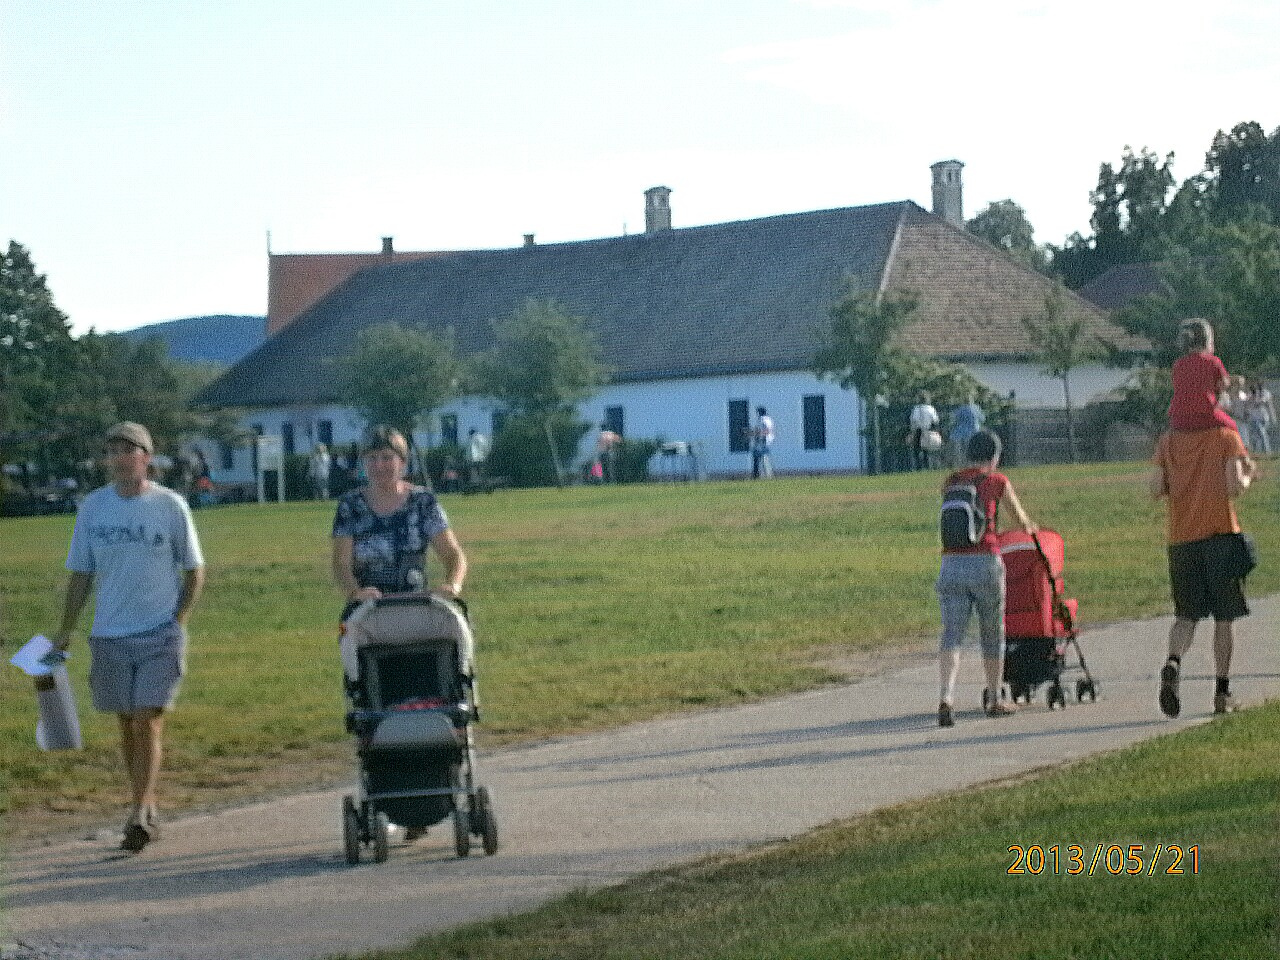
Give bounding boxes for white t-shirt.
[910,404,940,431]
[66,484,205,638]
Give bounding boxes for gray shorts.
[88,621,188,713]
[937,553,1006,658]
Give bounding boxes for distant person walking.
[465,429,491,488]
[1243,378,1274,455]
[936,430,1037,727]
[309,443,332,500]
[752,407,775,479]
[594,424,622,483]
[948,392,985,467]
[1150,420,1257,717]
[51,422,206,852]
[908,392,941,471]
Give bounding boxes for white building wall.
[204,364,1135,487]
[208,371,866,484]
[966,362,1131,409]
[575,371,865,477]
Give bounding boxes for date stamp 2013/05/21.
[1007,844,1200,876]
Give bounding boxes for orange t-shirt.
[1154,428,1248,545]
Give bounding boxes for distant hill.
[116,314,265,366]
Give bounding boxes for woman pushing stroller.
[330,427,470,847]
[936,430,1038,727]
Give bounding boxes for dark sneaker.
[121,806,160,852]
[1213,693,1239,714]
[1158,661,1180,718]
[938,702,954,728]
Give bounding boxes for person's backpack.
[940,479,988,550]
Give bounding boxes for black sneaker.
[938,702,954,728]
[120,806,160,852]
[1159,661,1180,718]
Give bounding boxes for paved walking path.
[4,595,1278,960]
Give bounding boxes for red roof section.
[266,249,456,336]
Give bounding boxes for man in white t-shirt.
[465,429,492,488]
[52,422,206,852]
[908,391,941,470]
[752,407,776,479]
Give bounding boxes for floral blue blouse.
[331,487,449,594]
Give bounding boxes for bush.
[486,412,591,488]
[614,437,662,483]
[417,444,465,491]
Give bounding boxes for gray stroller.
[339,593,498,864]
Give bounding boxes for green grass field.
[342,700,1280,960]
[1,463,1276,840]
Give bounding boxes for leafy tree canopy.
[966,199,1047,273]
[335,322,461,439]
[1114,220,1280,373]
[812,282,918,400]
[474,299,609,419]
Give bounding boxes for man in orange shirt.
[1149,426,1257,716]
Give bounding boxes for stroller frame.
[339,593,498,864]
[999,530,1099,710]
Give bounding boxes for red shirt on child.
[1168,351,1237,432]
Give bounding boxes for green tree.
[813,283,919,474]
[1021,284,1103,463]
[336,322,461,441]
[1115,220,1280,373]
[1050,147,1176,288]
[0,242,80,440]
[473,299,609,484]
[966,200,1047,272]
[1202,121,1280,222]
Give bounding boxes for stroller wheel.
[453,798,471,858]
[1047,682,1066,710]
[342,796,361,866]
[372,811,391,863]
[1077,679,1098,703]
[476,786,499,856]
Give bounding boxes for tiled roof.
[199,201,1144,408]
[1075,262,1172,313]
[889,208,1149,359]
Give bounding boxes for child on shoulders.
[1167,319,1239,433]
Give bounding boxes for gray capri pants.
[936,553,1006,658]
[88,620,188,713]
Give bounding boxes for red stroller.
[999,529,1098,709]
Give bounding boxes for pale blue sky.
[3,0,1276,335]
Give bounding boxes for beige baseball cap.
[104,421,154,454]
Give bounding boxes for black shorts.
[1168,535,1250,622]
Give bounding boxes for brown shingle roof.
[888,208,1148,358]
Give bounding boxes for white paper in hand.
[10,635,65,677]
